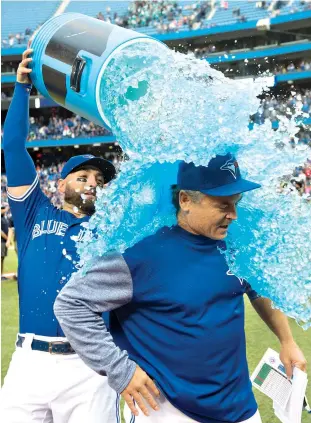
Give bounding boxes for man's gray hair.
[171,185,204,215]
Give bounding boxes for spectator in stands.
[233,7,241,16]
[277,159,311,199]
[238,15,247,23]
[256,1,267,8]
[256,89,311,130]
[287,62,296,72]
[275,0,287,10]
[303,161,311,199]
[290,178,305,196]
[8,34,15,47]
[96,11,105,20]
[1,204,13,281]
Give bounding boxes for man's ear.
[179,191,191,213]
[58,178,66,194]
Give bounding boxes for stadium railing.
[205,41,311,64]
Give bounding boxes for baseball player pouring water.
[55,156,307,423]
[1,49,119,423]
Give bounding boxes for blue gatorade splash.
[30,13,311,328]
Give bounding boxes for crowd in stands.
[1,26,36,48]
[96,1,212,33]
[274,60,311,74]
[6,0,311,45]
[250,89,311,134]
[270,0,311,17]
[27,115,112,141]
[3,0,311,45]
[220,0,311,23]
[1,164,65,208]
[278,159,311,200]
[37,162,66,208]
[1,114,111,142]
[1,1,213,45]
[106,0,311,31]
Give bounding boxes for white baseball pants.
[0,333,120,423]
[123,390,262,423]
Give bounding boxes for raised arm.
[3,49,37,198]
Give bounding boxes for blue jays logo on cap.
[177,153,261,197]
[220,158,239,180]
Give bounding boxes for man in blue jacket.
[54,153,307,423]
[1,49,120,423]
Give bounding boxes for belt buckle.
[49,340,71,355]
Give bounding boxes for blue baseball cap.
[60,155,116,182]
[177,153,261,196]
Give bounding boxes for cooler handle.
[70,55,86,93]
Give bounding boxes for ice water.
[78,42,310,328]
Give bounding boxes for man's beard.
[64,186,96,216]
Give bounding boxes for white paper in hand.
[251,348,292,409]
[251,348,308,423]
[273,367,308,423]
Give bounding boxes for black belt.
[16,335,75,355]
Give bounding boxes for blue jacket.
[55,225,259,422]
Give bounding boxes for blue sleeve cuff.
[243,280,261,301]
[15,81,32,92]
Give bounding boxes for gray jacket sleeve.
[53,251,136,393]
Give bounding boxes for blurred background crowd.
[3,0,311,46]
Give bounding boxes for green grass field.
[1,249,311,422]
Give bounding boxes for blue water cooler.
[30,13,166,128]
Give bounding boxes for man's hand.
[121,365,160,417]
[17,49,33,84]
[251,297,307,379]
[279,340,307,379]
[5,239,11,248]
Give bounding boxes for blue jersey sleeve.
[3,82,37,187]
[242,280,261,301]
[7,178,49,252]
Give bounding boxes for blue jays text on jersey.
[32,219,86,241]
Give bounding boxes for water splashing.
[77,42,310,328]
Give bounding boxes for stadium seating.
[210,0,269,26]
[1,1,61,40]
[1,0,309,42]
[278,0,306,15]
[65,1,131,18]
